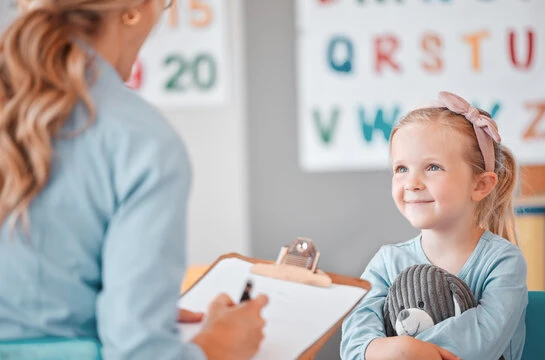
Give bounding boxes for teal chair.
[522,291,545,360]
[0,337,101,360]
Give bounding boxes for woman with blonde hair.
[0,1,267,359]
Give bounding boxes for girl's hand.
[191,293,268,360]
[407,337,460,360]
[366,336,461,360]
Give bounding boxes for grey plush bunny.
[384,264,504,360]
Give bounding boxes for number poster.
[128,0,228,108]
[0,1,227,109]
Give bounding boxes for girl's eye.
[395,166,408,173]
[428,164,441,171]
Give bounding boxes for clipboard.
[178,250,370,359]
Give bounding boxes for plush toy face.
[384,264,477,337]
[394,303,440,336]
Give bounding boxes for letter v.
[312,107,340,144]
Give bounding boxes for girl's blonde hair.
[0,0,141,228]
[390,107,518,244]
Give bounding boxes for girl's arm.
[341,248,390,360]
[341,247,464,360]
[341,247,463,360]
[415,246,528,360]
[367,337,460,360]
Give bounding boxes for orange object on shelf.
[181,264,211,293]
[515,165,545,290]
[515,196,545,291]
[520,165,545,197]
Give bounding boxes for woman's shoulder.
[96,89,175,141]
[76,69,190,178]
[86,57,179,143]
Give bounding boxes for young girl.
[341,92,527,360]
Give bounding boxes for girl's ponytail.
[485,146,518,243]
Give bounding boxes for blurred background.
[2,1,544,358]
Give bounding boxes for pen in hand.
[239,279,253,303]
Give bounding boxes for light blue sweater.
[0,53,206,359]
[341,230,527,360]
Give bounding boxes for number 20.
[164,53,217,91]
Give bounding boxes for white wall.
[163,0,248,265]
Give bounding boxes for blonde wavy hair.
[390,107,519,244]
[0,0,144,228]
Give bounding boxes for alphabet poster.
[296,1,545,172]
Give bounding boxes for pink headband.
[435,91,501,172]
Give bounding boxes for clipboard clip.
[250,237,332,287]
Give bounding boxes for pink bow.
[437,91,501,172]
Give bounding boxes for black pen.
[239,279,253,303]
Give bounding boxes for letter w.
[358,106,400,143]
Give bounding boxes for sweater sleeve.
[95,129,206,360]
[341,247,391,360]
[415,246,528,360]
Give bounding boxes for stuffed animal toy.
[383,264,476,337]
[384,264,504,360]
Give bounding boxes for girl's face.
[391,122,479,231]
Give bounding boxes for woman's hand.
[191,293,269,360]
[177,309,204,323]
[366,336,461,360]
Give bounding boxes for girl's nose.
[404,175,425,191]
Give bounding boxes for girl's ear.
[471,171,498,202]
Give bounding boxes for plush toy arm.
[383,306,395,337]
[415,249,527,360]
[341,248,391,360]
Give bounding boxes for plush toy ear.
[447,273,477,315]
[383,303,396,336]
[453,294,462,316]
